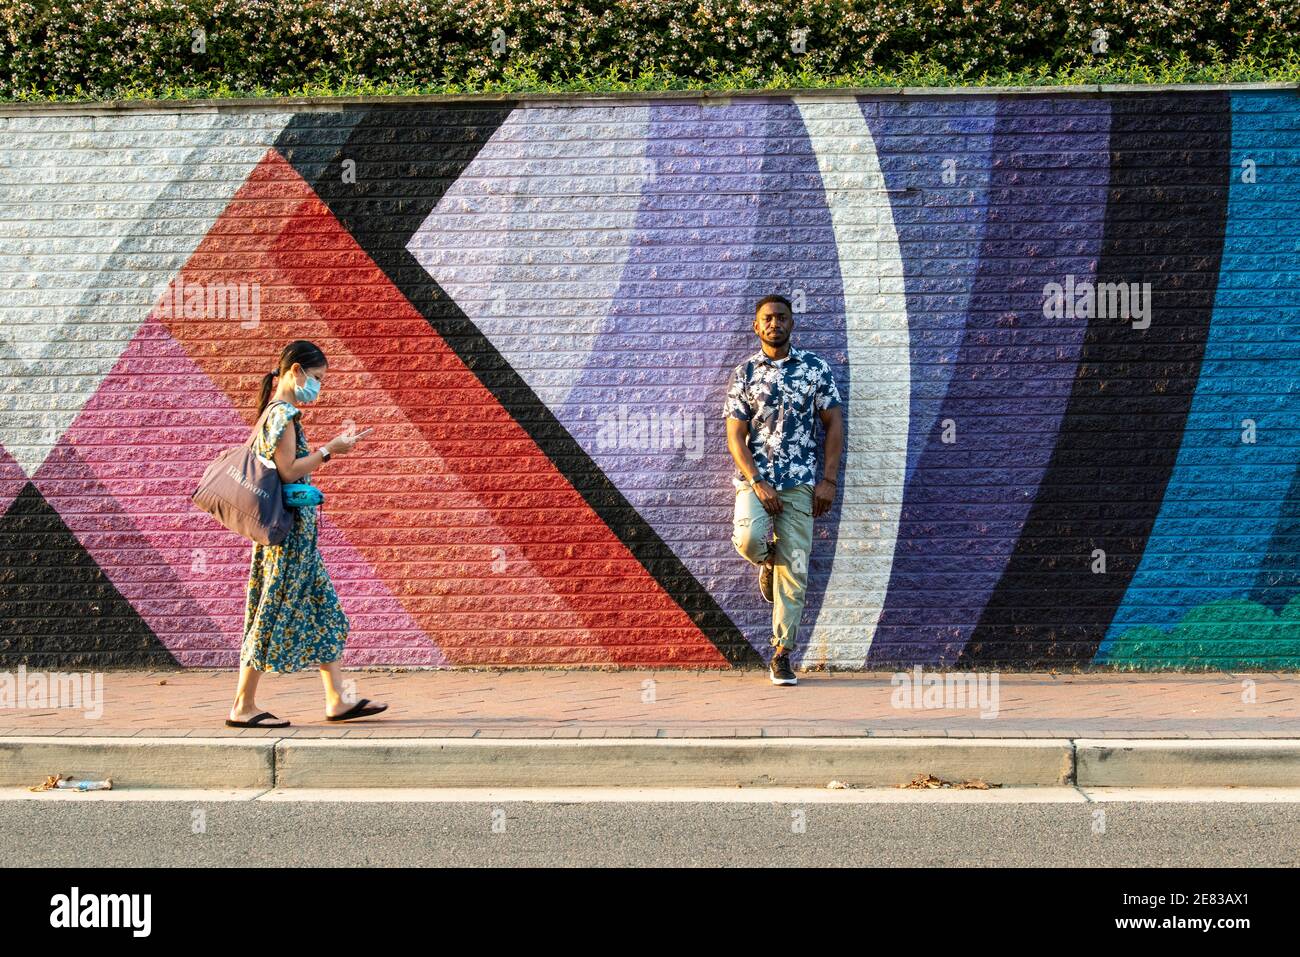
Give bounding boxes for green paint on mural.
[1106,597,1300,670]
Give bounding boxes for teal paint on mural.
[1105,597,1300,670]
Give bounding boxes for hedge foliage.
[3,0,1299,101]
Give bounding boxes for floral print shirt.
[723,347,842,491]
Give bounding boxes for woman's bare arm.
[271,416,372,482]
[272,417,324,483]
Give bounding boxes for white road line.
[0,788,269,802]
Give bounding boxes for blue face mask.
[293,373,322,405]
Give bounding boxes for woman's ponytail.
[255,370,278,418]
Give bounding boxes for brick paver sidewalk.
[3,669,1298,738]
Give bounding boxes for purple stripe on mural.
[866,97,998,485]
[868,96,1111,666]
[556,101,848,656]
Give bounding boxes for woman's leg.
[320,659,386,717]
[228,665,265,721]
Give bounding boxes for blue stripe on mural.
[867,95,1111,666]
[1100,90,1300,662]
[557,101,847,657]
[869,97,998,486]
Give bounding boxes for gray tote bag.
[191,405,294,546]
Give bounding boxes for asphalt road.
[2,792,1297,867]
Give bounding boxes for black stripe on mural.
[274,106,762,666]
[960,92,1232,666]
[0,484,178,668]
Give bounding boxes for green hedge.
[3,0,1299,101]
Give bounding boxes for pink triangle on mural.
[45,315,447,666]
[0,446,25,518]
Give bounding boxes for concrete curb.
[274,738,1074,789]
[1,736,1294,789]
[1075,739,1300,787]
[0,738,275,789]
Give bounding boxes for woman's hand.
[326,427,373,458]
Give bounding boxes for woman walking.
[226,340,388,728]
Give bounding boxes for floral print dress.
[241,400,349,673]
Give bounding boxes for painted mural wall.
[1,90,1298,671]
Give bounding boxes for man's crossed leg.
[732,484,813,685]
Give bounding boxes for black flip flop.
[326,698,389,722]
[224,711,290,729]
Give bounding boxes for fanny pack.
[283,483,325,508]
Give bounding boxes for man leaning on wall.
[724,294,844,686]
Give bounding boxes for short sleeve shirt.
[252,401,308,474]
[723,347,842,491]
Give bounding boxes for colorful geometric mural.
[1,90,1298,670]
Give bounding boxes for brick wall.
[1,89,1298,670]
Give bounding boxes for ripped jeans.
[731,483,814,653]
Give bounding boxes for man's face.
[754,302,793,348]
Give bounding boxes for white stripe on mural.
[795,97,911,668]
[0,112,295,477]
[407,105,650,412]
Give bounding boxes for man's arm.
[726,417,783,515]
[812,405,843,518]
